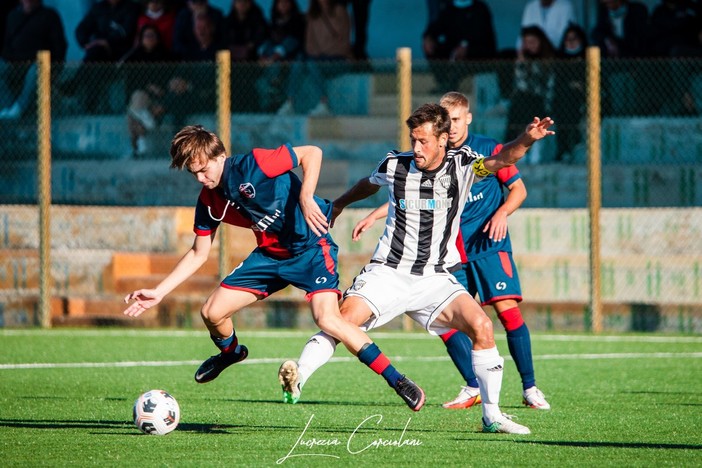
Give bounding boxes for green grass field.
[1,329,701,467]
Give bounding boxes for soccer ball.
[133,389,180,435]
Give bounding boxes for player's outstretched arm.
[294,145,329,236]
[332,177,380,227]
[484,117,555,173]
[123,234,213,317]
[352,203,389,241]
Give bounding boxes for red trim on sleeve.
[496,164,519,184]
[194,227,215,236]
[253,146,294,178]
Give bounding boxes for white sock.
[297,331,338,387]
[472,347,504,423]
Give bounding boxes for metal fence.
[0,50,700,332]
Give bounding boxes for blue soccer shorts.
[220,237,341,301]
[455,251,523,306]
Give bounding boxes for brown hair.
[439,91,470,112]
[406,103,450,138]
[169,125,226,169]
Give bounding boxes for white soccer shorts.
[344,263,468,335]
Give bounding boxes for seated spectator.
[172,0,225,59]
[120,24,174,156]
[422,0,497,93]
[506,26,556,164]
[591,0,650,115]
[163,11,224,127]
[348,0,372,60]
[0,1,19,53]
[555,23,587,162]
[225,0,268,62]
[520,0,577,51]
[0,0,67,120]
[136,0,177,52]
[277,0,353,116]
[256,0,305,112]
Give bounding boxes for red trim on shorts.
[305,288,342,302]
[440,329,459,343]
[482,294,522,307]
[318,238,336,275]
[219,284,268,297]
[498,251,513,278]
[497,306,525,331]
[369,354,391,374]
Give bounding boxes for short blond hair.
[439,91,470,112]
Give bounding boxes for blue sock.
[358,343,403,388]
[212,332,240,354]
[506,324,536,390]
[441,330,479,388]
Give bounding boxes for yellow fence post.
[397,47,413,331]
[396,47,412,152]
[37,50,52,328]
[586,46,602,333]
[217,50,232,280]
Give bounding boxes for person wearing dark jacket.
[0,0,67,119]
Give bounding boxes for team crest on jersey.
[439,174,452,189]
[239,183,256,199]
[351,280,366,291]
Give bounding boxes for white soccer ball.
[133,389,180,435]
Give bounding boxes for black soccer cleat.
[394,375,426,411]
[194,345,249,383]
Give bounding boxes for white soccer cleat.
[278,360,301,404]
[523,386,551,410]
[442,386,482,409]
[482,413,531,435]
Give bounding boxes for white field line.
[1,352,700,371]
[1,329,702,343]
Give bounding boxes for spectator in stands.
[591,0,650,115]
[506,25,556,164]
[136,0,177,52]
[650,0,702,115]
[591,0,649,58]
[520,0,577,51]
[346,0,372,60]
[225,0,268,62]
[422,0,497,94]
[255,0,305,112]
[163,11,224,128]
[555,23,587,162]
[277,0,352,116]
[0,0,67,120]
[120,24,174,157]
[0,1,19,53]
[172,0,225,59]
[68,0,142,113]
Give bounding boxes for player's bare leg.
[194,288,257,383]
[436,294,530,434]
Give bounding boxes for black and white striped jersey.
[368,145,487,275]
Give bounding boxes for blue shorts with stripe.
[452,251,522,306]
[220,237,340,300]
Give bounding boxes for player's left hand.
[484,210,508,242]
[525,116,555,141]
[300,195,329,236]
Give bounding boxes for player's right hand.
[352,216,376,241]
[123,289,162,318]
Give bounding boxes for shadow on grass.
[513,440,702,450]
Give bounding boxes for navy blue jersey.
[458,133,522,261]
[193,144,334,258]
